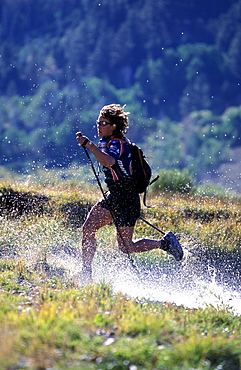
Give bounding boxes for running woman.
[76,104,183,283]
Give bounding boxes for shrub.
[0,187,50,217]
[195,184,232,197]
[151,169,194,193]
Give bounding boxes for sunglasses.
[96,120,111,127]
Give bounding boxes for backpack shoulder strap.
[106,136,126,156]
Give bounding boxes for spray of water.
[47,243,241,316]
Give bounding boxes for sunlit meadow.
[0,169,241,369]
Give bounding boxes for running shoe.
[160,231,184,261]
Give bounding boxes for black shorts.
[99,189,140,227]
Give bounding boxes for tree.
[178,43,227,116]
[183,110,232,176]
[144,118,185,171]
[221,106,241,147]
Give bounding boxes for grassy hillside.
[0,180,241,369]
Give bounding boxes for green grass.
[0,179,241,369]
[0,261,240,370]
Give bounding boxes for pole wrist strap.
[82,138,89,147]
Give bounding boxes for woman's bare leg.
[81,205,179,283]
[82,203,112,281]
[116,226,183,261]
[117,226,160,254]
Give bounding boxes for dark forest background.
[1,0,241,189]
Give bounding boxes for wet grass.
[0,260,240,370]
[0,180,241,369]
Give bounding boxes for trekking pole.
[139,216,165,235]
[76,132,138,272]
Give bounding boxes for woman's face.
[96,115,116,138]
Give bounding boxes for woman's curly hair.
[100,104,130,137]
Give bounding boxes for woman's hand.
[76,131,115,167]
[76,132,89,147]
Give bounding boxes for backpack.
[128,143,159,207]
[106,137,158,205]
[129,143,152,194]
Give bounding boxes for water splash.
[96,255,241,315]
[48,246,241,315]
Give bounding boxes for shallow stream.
[49,244,241,315]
